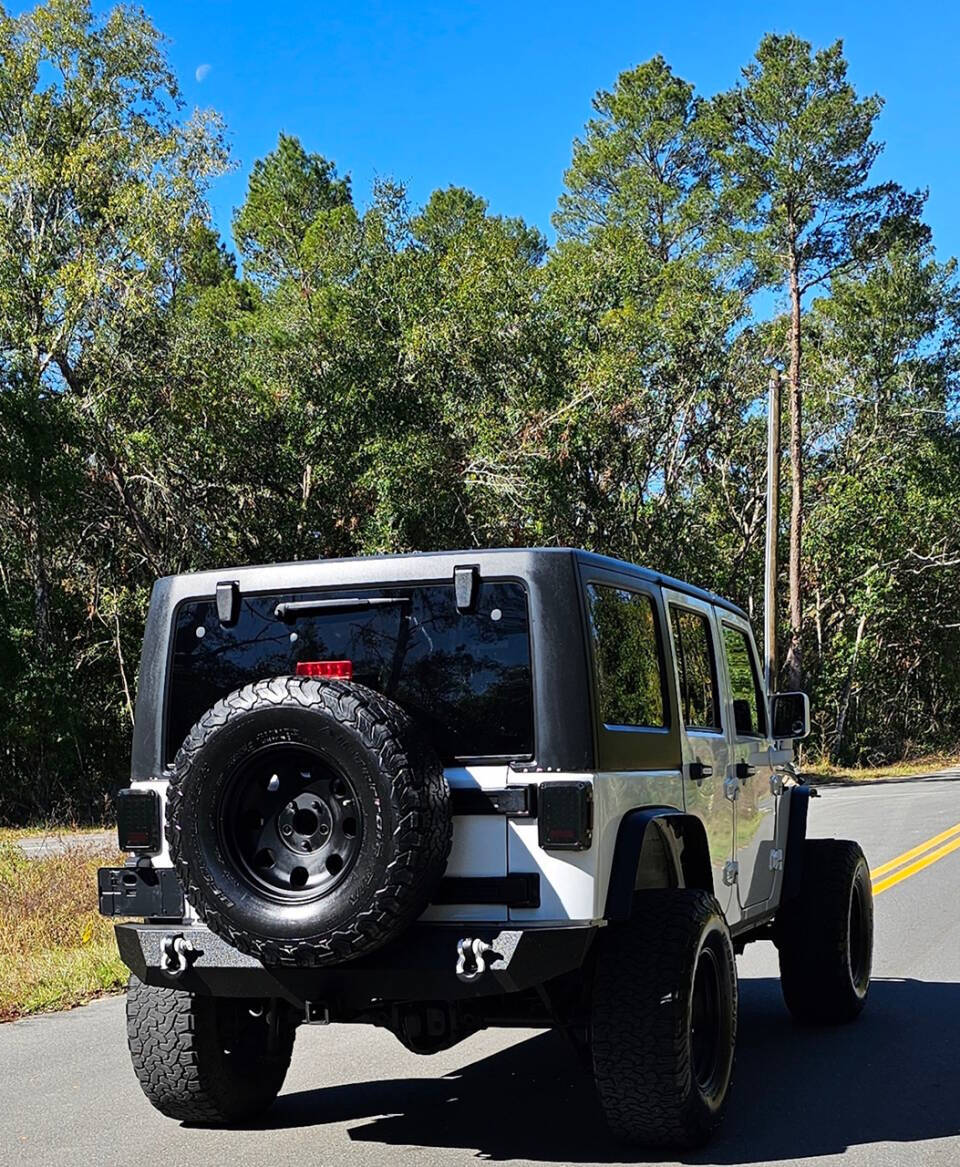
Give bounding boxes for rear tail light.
[538,781,594,851]
[117,788,162,854]
[295,660,353,679]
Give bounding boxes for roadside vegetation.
[0,841,126,1021]
[802,753,960,784]
[1,3,958,824]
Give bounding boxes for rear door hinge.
[769,771,784,796]
[769,848,784,872]
[722,860,739,886]
[723,775,740,802]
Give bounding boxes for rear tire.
[126,976,295,1123]
[776,838,872,1024]
[590,889,737,1148]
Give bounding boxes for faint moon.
[195,63,211,82]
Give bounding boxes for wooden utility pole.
[764,368,781,697]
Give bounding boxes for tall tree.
[0,0,227,818]
[707,34,927,689]
[802,243,960,759]
[547,57,747,573]
[232,133,352,293]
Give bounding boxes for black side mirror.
[772,692,810,740]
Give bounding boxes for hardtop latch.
[453,564,479,612]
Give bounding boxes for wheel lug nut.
[319,823,330,836]
[281,824,292,836]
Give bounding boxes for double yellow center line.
[870,820,960,895]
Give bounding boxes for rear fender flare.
[604,808,714,921]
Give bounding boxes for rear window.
[165,581,533,764]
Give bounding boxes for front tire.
[590,889,738,1148]
[126,976,296,1123]
[776,838,873,1024]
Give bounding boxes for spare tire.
[166,676,452,967]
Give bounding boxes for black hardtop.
[132,547,745,780]
[158,546,748,621]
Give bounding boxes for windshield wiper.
[274,597,410,621]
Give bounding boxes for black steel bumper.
[114,920,596,1010]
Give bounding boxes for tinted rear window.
[165,581,533,764]
[585,584,667,729]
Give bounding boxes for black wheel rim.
[219,744,363,903]
[691,942,724,1093]
[847,871,870,994]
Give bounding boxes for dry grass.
[802,751,960,784]
[0,841,127,1022]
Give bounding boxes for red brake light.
[295,660,353,679]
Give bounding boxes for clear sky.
[28,1,960,262]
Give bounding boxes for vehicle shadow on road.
[262,976,960,1163]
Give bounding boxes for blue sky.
[29,1,960,263]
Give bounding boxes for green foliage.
[0,7,958,822]
[705,34,928,292]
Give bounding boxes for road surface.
[2,774,959,1167]
[12,830,114,860]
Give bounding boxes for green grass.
[802,752,960,784]
[0,841,126,1022]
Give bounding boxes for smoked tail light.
[538,781,594,851]
[116,788,162,854]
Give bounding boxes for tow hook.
[455,937,493,983]
[162,933,195,976]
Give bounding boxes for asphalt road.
[13,830,115,859]
[3,775,959,1167]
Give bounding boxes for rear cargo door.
[166,578,534,924]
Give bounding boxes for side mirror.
[772,691,810,740]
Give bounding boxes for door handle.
[736,761,756,782]
[689,760,713,784]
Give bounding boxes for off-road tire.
[590,889,738,1148]
[166,676,452,967]
[776,838,873,1024]
[126,975,295,1123]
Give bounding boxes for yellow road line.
[869,820,960,880]
[872,832,960,896]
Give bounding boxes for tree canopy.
[0,2,958,821]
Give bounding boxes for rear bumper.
[115,920,596,1010]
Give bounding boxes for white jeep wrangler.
[99,548,873,1147]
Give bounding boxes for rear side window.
[166,582,533,764]
[585,584,667,729]
[722,624,766,736]
[670,607,720,731]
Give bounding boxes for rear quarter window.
[165,581,533,764]
[585,583,667,729]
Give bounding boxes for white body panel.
[419,765,511,923]
[133,762,792,932]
